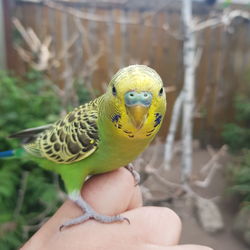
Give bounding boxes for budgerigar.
[0,65,167,229]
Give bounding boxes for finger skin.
[112,245,214,250]
[54,207,181,249]
[166,246,213,250]
[21,168,210,250]
[82,167,143,214]
[22,168,142,249]
[22,207,182,250]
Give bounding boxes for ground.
[139,142,248,250]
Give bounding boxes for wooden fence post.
[0,0,6,69]
[2,0,15,70]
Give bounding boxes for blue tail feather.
[0,150,15,158]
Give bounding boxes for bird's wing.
[9,124,53,157]
[22,99,100,163]
[9,124,53,140]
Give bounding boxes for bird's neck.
[97,98,152,167]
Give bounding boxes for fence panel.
[5,1,250,144]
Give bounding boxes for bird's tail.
[0,148,25,159]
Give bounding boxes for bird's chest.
[90,135,150,174]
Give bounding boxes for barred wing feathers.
[19,99,100,164]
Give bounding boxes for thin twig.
[43,0,139,24]
[14,171,29,218]
[201,145,227,175]
[193,9,250,32]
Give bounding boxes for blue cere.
[125,91,152,107]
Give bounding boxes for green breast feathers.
[10,99,100,164]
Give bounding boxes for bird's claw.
[59,196,130,231]
[125,163,141,186]
[59,213,129,230]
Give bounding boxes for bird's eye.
[159,87,163,96]
[112,85,117,96]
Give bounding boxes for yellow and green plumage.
[2,65,166,227]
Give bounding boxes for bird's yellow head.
[102,65,166,139]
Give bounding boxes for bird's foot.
[60,195,130,231]
[125,163,140,186]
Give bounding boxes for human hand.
[21,168,213,250]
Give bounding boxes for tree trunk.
[164,91,184,169]
[181,0,196,181]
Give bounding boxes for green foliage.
[222,91,250,152]
[0,70,60,145]
[223,75,250,210]
[234,95,250,123]
[0,71,62,249]
[0,70,90,249]
[229,150,250,209]
[75,78,92,105]
[222,123,250,151]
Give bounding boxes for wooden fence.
[4,0,250,145]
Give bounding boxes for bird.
[0,65,167,229]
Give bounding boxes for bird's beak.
[126,105,149,129]
[124,91,152,129]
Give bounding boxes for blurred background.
[0,0,250,249]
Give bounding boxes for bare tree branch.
[193,9,250,32]
[164,91,184,169]
[193,145,228,188]
[43,0,139,24]
[13,18,54,71]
